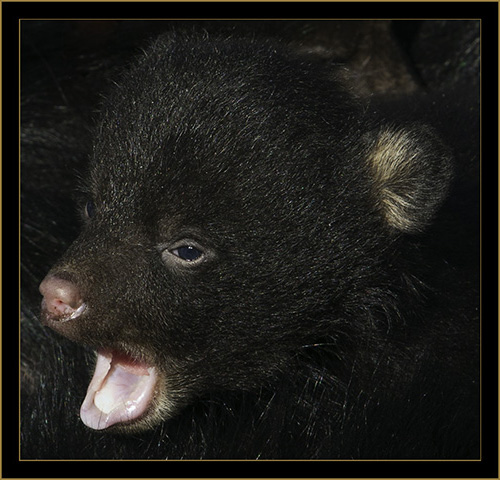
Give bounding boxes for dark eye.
[85,200,96,219]
[171,245,203,262]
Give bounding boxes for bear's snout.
[39,274,86,324]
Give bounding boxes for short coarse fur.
[22,25,479,459]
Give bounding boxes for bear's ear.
[367,124,453,233]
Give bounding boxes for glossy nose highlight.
[39,275,86,322]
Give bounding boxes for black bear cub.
[36,31,477,458]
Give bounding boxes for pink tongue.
[80,350,157,430]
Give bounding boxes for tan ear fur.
[368,125,452,233]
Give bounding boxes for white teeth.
[93,365,153,414]
[88,351,112,391]
[94,388,117,415]
[80,351,157,431]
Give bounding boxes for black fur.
[20,21,480,460]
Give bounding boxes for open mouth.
[80,349,158,431]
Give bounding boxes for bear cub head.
[39,33,452,432]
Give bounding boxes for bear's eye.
[85,200,96,219]
[170,245,203,262]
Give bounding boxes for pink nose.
[39,275,86,322]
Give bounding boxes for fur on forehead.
[88,32,366,211]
